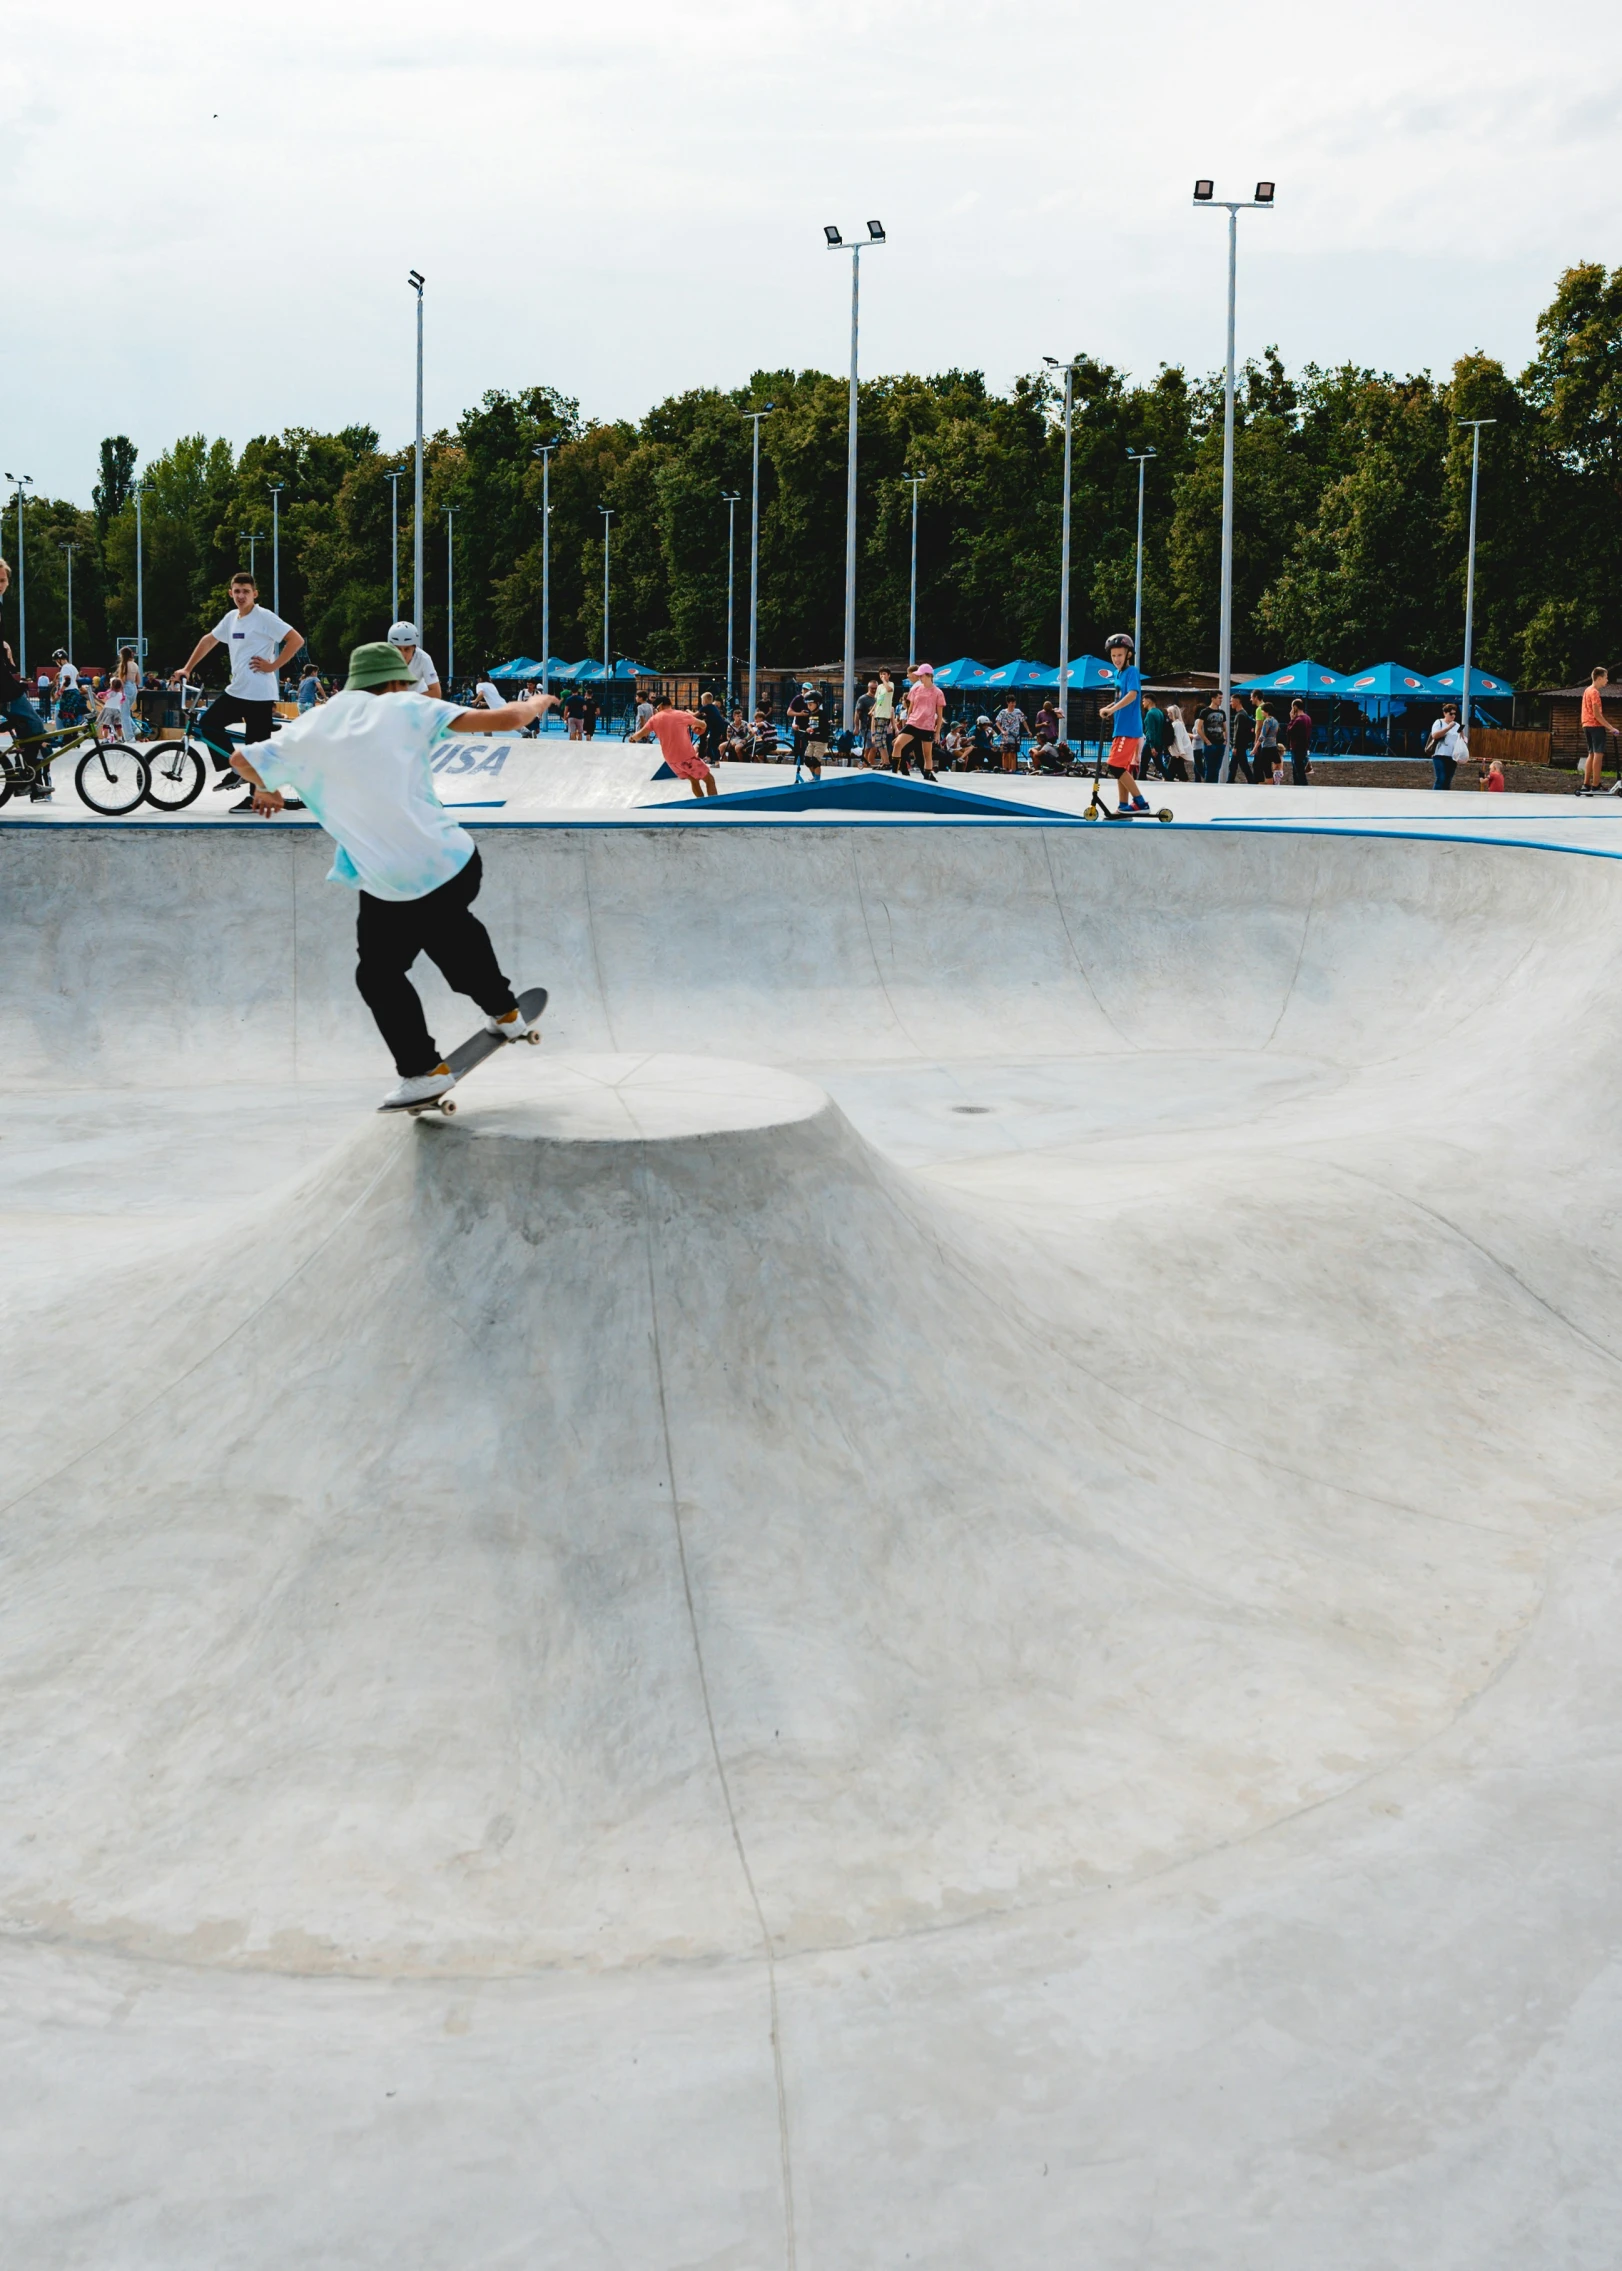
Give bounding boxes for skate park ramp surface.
[4,812,1622,2265]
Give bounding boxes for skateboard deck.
[380,986,549,1115]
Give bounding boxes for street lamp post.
[4,474,33,673]
[386,468,403,621]
[902,470,926,668]
[134,483,145,666]
[1126,448,1157,670]
[1458,418,1496,745]
[1192,179,1275,780]
[268,482,285,615]
[1042,359,1081,750]
[824,221,886,730]
[445,507,456,686]
[599,507,613,684]
[742,403,774,725]
[408,270,425,631]
[60,543,76,663]
[239,530,266,581]
[532,439,559,696]
[722,489,741,711]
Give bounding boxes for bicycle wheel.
[75,739,149,816]
[143,735,208,812]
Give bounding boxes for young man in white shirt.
[231,641,558,1108]
[387,620,441,698]
[172,572,303,805]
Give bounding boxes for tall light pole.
[902,470,926,667]
[5,474,33,674]
[1043,359,1081,750]
[1192,179,1275,780]
[60,543,76,663]
[824,220,885,729]
[1127,448,1157,671]
[408,270,425,631]
[1459,418,1496,745]
[722,489,741,710]
[134,482,146,666]
[532,438,559,695]
[742,402,774,723]
[445,507,456,685]
[239,529,266,581]
[386,467,403,621]
[268,481,285,615]
[599,507,613,682]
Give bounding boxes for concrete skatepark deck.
[3,810,1621,2266]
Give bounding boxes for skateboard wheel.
[525,1031,540,1044]
[1157,809,1174,823]
[441,1098,457,1113]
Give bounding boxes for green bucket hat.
[346,640,414,692]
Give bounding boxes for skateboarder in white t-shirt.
[387,621,441,698]
[172,572,303,806]
[228,641,559,1109]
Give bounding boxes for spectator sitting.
[966,715,997,771]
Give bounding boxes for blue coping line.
[6,815,1622,861]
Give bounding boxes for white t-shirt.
[1430,716,1464,757]
[400,647,439,695]
[474,679,505,713]
[252,688,475,902]
[56,662,79,692]
[212,604,292,702]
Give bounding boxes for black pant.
[354,850,516,1076]
[197,692,275,770]
[1290,748,1312,785]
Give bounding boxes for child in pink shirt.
[630,698,718,797]
[892,663,945,779]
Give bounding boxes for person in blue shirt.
[1097,632,1149,813]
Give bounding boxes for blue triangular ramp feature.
[654,771,1064,818]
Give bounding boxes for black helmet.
[1105,630,1135,654]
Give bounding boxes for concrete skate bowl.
[3,817,1622,2267]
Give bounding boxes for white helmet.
[387,621,419,646]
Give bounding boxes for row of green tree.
[6,262,1619,691]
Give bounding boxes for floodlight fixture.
[1193,179,1214,202]
[866,219,885,242]
[824,225,843,246]
[1254,180,1275,204]
[407,269,425,292]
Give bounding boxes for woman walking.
[111,645,141,742]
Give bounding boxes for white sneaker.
[484,1007,530,1043]
[381,1065,455,1109]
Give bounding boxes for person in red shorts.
[629,695,718,797]
[1096,632,1149,814]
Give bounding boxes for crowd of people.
[0,555,1585,808]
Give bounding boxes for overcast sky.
[4,0,1618,503]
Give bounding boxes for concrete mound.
[0,1050,1545,1978]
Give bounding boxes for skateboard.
[380,985,549,1116]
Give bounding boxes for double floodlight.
[1192,180,1275,206]
[407,268,425,292]
[824,220,886,246]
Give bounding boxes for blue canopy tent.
[1339,661,1448,754]
[1430,664,1514,728]
[488,656,542,681]
[981,660,1059,692]
[1237,660,1355,696]
[1342,662,1446,703]
[933,657,995,691]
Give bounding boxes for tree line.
[6,262,1619,692]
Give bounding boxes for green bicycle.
[0,709,149,816]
